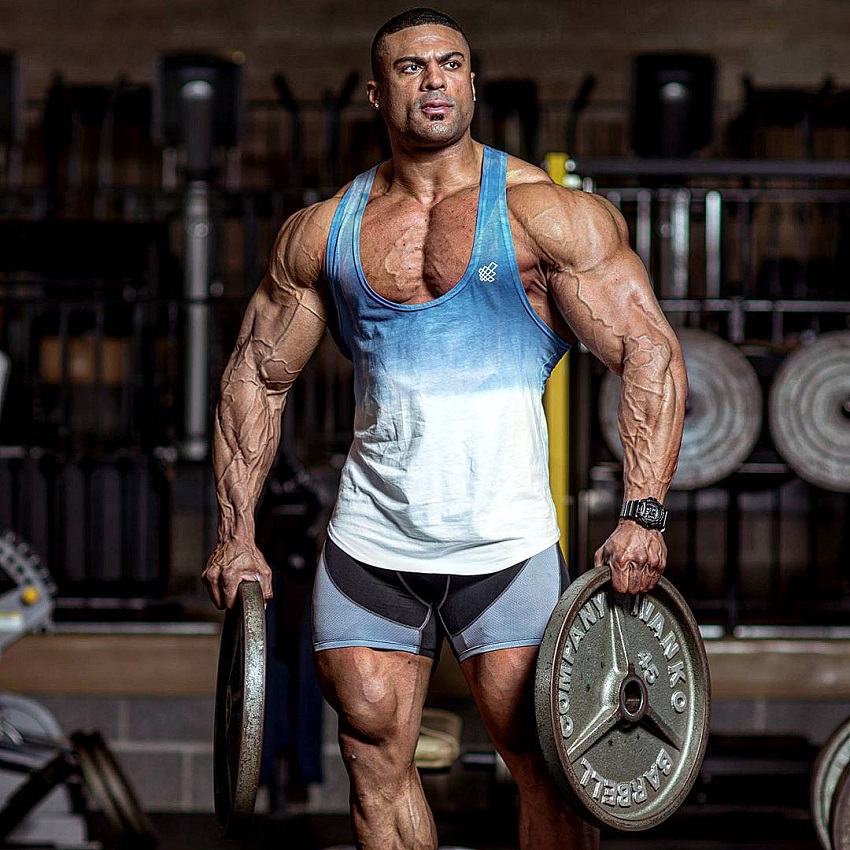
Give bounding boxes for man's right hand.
[202,540,273,610]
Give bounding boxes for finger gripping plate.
[534,566,711,831]
[214,581,266,839]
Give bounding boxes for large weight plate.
[214,581,266,839]
[535,566,710,831]
[769,331,850,493]
[598,329,763,490]
[833,763,850,850]
[812,716,850,849]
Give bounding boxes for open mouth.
[421,100,452,120]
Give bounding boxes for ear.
[471,71,476,103]
[366,79,381,111]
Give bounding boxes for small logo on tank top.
[478,262,498,282]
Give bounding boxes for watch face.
[637,500,663,527]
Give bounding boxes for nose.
[422,60,447,91]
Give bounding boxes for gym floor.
[143,705,826,850]
[148,809,821,850]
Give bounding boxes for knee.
[486,711,540,763]
[338,677,408,741]
[487,716,556,790]
[336,692,419,782]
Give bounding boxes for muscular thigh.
[452,546,569,757]
[315,645,433,748]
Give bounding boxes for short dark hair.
[371,7,469,78]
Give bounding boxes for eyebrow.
[392,51,465,69]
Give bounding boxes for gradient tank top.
[324,146,570,574]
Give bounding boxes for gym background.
[0,0,849,848]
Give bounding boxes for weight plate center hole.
[619,672,648,723]
[842,397,850,420]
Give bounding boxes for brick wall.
[6,0,850,104]
[36,695,216,812]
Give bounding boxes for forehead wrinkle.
[392,50,465,68]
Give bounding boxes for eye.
[444,61,461,70]
[401,63,421,74]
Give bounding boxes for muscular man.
[203,7,686,849]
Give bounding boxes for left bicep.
[541,194,678,373]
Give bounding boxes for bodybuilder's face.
[368,25,476,149]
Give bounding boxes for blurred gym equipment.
[629,53,717,158]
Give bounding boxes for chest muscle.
[359,190,477,304]
[356,187,570,339]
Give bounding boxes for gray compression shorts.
[312,538,569,662]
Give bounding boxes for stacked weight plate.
[812,717,850,850]
[598,329,762,490]
[72,730,158,847]
[833,768,850,850]
[769,331,850,493]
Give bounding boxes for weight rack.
[568,156,850,634]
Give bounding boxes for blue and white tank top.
[324,146,571,575]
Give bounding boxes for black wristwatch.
[620,497,668,532]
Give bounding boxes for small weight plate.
[88,731,157,843]
[535,566,711,831]
[598,328,763,490]
[769,331,850,493]
[72,731,125,835]
[214,581,266,839]
[812,716,850,850]
[833,763,850,850]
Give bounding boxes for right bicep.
[232,275,328,395]
[226,205,332,395]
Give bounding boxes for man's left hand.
[594,521,666,594]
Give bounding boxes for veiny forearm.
[210,221,330,544]
[202,200,332,608]
[618,332,686,501]
[212,281,327,546]
[212,338,288,544]
[212,374,282,545]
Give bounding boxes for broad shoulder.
[278,192,345,250]
[506,177,628,270]
[504,153,551,189]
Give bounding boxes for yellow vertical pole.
[542,151,573,554]
[544,356,570,554]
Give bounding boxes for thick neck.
[382,135,483,204]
